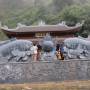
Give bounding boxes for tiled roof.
[1,24,82,33]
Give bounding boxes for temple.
[1,21,82,42]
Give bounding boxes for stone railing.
[0,59,90,83]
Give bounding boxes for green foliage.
[59,5,85,25]
[0,31,8,41]
[81,31,88,38]
[58,5,90,36]
[52,0,73,13]
[0,0,90,40]
[1,1,90,28]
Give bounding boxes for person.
[56,43,60,51]
[60,43,64,60]
[31,43,38,61]
[56,49,62,60]
[37,43,42,60]
[56,43,62,60]
[56,43,64,60]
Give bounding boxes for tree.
[0,0,24,10]
[59,5,85,25]
[59,5,90,35]
[52,0,73,13]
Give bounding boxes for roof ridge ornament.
[58,21,69,27]
[38,20,46,26]
[76,20,85,27]
[3,25,8,29]
[17,23,26,28]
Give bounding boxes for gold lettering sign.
[35,33,47,37]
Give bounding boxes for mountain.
[73,0,89,4]
[0,0,89,11]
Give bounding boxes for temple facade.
[1,22,82,42]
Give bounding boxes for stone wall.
[0,59,90,83]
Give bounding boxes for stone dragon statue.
[63,37,90,59]
[0,39,33,62]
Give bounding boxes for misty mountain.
[0,0,89,11]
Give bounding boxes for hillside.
[0,0,89,15]
[0,0,89,11]
[0,0,90,40]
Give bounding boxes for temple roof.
[1,23,82,33]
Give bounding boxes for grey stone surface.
[63,37,90,59]
[0,59,90,83]
[0,40,33,62]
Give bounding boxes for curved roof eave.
[1,24,82,33]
